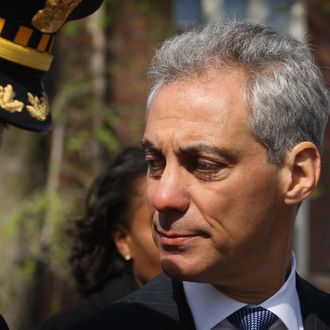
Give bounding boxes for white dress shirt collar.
[183,254,303,330]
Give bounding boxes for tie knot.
[227,306,278,330]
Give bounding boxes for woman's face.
[125,176,161,286]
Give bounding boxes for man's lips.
[156,229,201,247]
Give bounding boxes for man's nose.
[149,166,190,214]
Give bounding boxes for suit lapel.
[171,277,196,329]
[296,274,330,330]
[0,316,8,330]
[128,273,196,330]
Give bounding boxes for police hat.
[0,0,103,132]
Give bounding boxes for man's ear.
[283,142,320,205]
[112,226,133,261]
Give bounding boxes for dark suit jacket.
[39,272,138,330]
[68,272,330,330]
[0,316,9,330]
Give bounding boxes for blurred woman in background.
[39,147,160,329]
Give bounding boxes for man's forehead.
[147,68,248,116]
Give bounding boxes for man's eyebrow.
[141,141,237,162]
[141,139,158,152]
[179,144,237,162]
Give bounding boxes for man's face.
[142,69,291,288]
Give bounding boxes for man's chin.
[160,258,201,282]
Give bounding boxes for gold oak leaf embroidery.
[32,0,82,33]
[26,92,49,121]
[0,84,24,113]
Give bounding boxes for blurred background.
[0,0,329,329]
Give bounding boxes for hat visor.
[0,68,52,132]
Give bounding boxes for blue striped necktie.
[227,306,278,330]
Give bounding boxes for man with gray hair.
[69,20,330,330]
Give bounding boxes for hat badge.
[32,0,83,33]
[0,84,24,113]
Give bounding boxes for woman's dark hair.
[70,147,147,296]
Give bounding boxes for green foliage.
[95,125,120,152]
[67,131,89,153]
[0,188,77,314]
[136,0,169,17]
[61,20,83,37]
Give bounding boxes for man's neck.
[213,251,292,304]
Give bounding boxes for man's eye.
[145,156,164,178]
[195,159,220,171]
[192,159,226,180]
